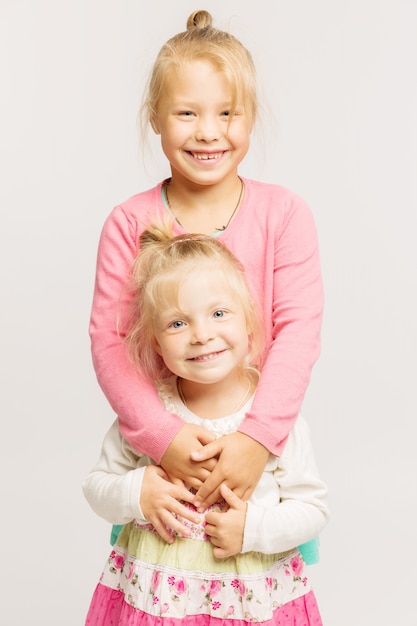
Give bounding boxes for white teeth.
[194,352,217,360]
[192,153,222,160]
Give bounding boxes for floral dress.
[85,379,324,625]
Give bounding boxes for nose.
[195,115,220,142]
[190,320,214,344]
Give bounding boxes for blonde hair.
[125,220,265,382]
[141,10,258,132]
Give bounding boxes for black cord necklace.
[164,177,244,232]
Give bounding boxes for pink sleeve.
[89,205,183,462]
[237,195,323,456]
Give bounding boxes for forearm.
[82,433,202,540]
[82,467,147,525]
[243,498,328,554]
[82,420,150,525]
[239,196,323,456]
[242,415,329,554]
[89,205,182,460]
[91,336,183,460]
[238,344,321,457]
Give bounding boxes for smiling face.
[153,264,250,387]
[152,59,253,187]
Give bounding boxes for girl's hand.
[140,465,201,543]
[204,484,247,558]
[192,432,269,509]
[160,423,217,488]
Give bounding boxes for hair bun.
[186,10,212,30]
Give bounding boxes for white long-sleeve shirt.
[83,378,329,555]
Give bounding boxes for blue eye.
[171,320,184,329]
[213,310,225,318]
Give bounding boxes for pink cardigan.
[89,177,323,462]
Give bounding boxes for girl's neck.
[176,374,255,420]
[164,174,244,236]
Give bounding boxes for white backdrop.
[1,1,416,624]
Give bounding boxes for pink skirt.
[85,520,323,625]
[86,583,322,625]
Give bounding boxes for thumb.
[196,429,217,447]
[219,483,245,510]
[191,438,223,462]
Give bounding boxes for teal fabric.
[298,537,320,565]
[110,524,124,546]
[111,523,319,564]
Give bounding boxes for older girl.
[89,10,323,547]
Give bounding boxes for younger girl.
[89,10,323,532]
[83,225,329,625]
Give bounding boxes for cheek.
[233,123,251,147]
[155,336,182,360]
[236,324,251,351]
